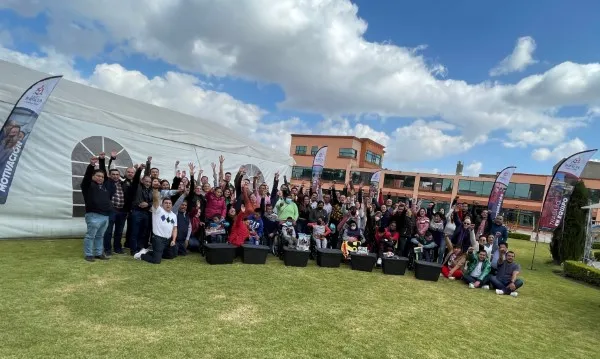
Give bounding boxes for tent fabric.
[0,60,293,239]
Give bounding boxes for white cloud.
[317,117,390,147]
[463,161,483,176]
[3,1,600,156]
[531,138,588,161]
[490,36,537,76]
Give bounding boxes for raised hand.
[175,160,180,167]
[211,162,216,171]
[134,164,139,170]
[140,163,146,170]
[98,152,105,160]
[239,166,246,174]
[110,150,118,159]
[182,170,187,178]
[219,155,225,164]
[188,162,195,174]
[147,156,152,162]
[90,156,99,165]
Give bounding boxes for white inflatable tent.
[0,60,294,239]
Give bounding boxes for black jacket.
[81,164,112,216]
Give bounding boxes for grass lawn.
[0,239,599,359]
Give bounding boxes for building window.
[292,166,312,180]
[339,148,357,158]
[504,183,545,201]
[365,150,382,166]
[383,174,415,189]
[351,171,373,184]
[321,168,347,182]
[589,189,600,204]
[295,146,307,155]
[457,180,493,197]
[311,146,319,155]
[419,177,453,193]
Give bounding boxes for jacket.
[205,191,227,219]
[80,164,112,216]
[466,253,492,281]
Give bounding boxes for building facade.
[289,135,600,228]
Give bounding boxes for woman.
[341,220,365,259]
[228,183,255,247]
[205,187,227,222]
[297,196,311,235]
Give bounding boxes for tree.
[550,181,590,264]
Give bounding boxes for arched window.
[241,163,264,189]
[71,136,133,217]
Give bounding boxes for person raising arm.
[135,188,177,264]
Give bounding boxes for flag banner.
[370,170,381,184]
[538,149,598,231]
[0,76,62,204]
[311,146,327,189]
[487,166,516,220]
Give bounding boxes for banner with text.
[538,149,597,231]
[0,76,62,204]
[487,166,516,220]
[311,146,327,190]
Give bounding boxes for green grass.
[0,239,599,359]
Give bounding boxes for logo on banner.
[34,85,45,96]
[564,156,583,172]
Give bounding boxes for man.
[463,248,492,289]
[309,201,329,224]
[490,215,508,244]
[490,241,508,272]
[491,250,524,297]
[103,168,128,255]
[109,154,136,249]
[80,156,112,262]
[135,188,177,264]
[130,172,153,255]
[218,155,235,194]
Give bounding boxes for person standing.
[134,188,177,264]
[80,155,112,262]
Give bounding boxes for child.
[247,209,264,245]
[281,217,297,247]
[207,215,227,243]
[308,217,331,249]
[411,231,437,262]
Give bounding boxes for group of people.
[80,152,524,297]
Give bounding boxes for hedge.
[563,261,600,287]
[508,232,531,241]
[594,251,600,261]
[593,242,600,250]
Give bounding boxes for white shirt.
[470,261,483,278]
[323,202,332,215]
[152,205,177,238]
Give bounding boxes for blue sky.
[0,0,599,176]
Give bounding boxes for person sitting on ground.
[411,231,437,262]
[375,221,400,266]
[308,217,331,249]
[463,248,492,289]
[491,250,524,297]
[135,188,177,264]
[441,235,467,280]
[281,217,297,247]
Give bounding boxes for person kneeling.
[135,189,177,264]
[463,248,491,289]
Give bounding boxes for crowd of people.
[80,152,524,297]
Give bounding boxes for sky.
[0,0,599,176]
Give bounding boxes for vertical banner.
[370,170,381,185]
[0,76,62,204]
[538,149,597,231]
[311,146,327,190]
[487,166,516,220]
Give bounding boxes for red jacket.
[205,191,226,219]
[375,228,400,243]
[228,190,255,246]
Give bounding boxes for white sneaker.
[468,283,475,289]
[495,289,504,295]
[140,248,150,255]
[448,276,455,280]
[510,292,518,297]
[133,251,143,260]
[482,285,490,290]
[376,258,382,266]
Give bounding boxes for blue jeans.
[104,210,127,254]
[490,276,524,294]
[84,213,109,257]
[463,274,490,286]
[130,210,150,255]
[437,238,447,264]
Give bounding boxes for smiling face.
[109,169,120,182]
[162,198,172,212]
[142,176,151,188]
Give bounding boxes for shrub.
[508,232,531,241]
[593,242,600,250]
[594,251,600,261]
[563,261,600,287]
